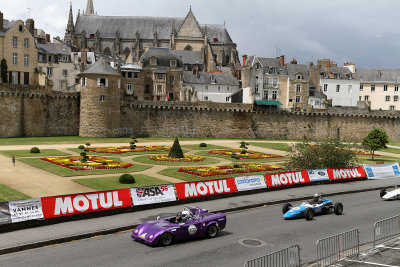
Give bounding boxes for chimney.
[0,12,3,32]
[280,55,285,66]
[377,69,382,77]
[290,58,297,64]
[196,67,200,78]
[81,51,87,64]
[25,18,34,36]
[192,67,196,75]
[46,34,51,43]
[242,54,248,67]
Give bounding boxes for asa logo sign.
[327,167,366,180]
[175,178,237,199]
[41,189,132,218]
[130,185,176,206]
[265,170,310,188]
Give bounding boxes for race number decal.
[188,225,197,235]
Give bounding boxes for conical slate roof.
[81,57,120,76]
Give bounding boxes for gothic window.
[103,47,111,56]
[225,55,230,64]
[90,34,95,39]
[123,47,131,58]
[184,45,193,51]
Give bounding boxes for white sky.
[2,0,400,68]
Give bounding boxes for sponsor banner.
[307,169,330,182]
[9,198,44,223]
[327,167,366,181]
[175,178,237,200]
[0,201,11,225]
[363,163,400,179]
[234,175,267,191]
[41,189,132,219]
[265,170,310,188]
[130,185,176,206]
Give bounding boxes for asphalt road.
[0,190,399,267]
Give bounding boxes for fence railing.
[316,229,360,267]
[373,214,400,247]
[244,245,301,267]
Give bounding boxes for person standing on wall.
[12,156,15,166]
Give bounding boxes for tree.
[129,136,138,149]
[362,128,389,160]
[168,137,184,158]
[79,143,90,163]
[286,139,358,171]
[1,59,8,83]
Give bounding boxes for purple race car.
[131,206,227,246]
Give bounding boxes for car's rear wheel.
[380,188,388,198]
[282,203,292,214]
[159,233,174,246]
[304,208,314,221]
[334,202,343,215]
[206,224,218,238]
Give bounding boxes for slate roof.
[0,19,17,36]
[140,47,183,67]
[37,43,71,55]
[183,71,239,86]
[172,50,203,65]
[246,56,287,75]
[285,64,310,80]
[74,15,233,43]
[320,65,356,80]
[356,68,400,83]
[81,57,120,75]
[309,89,327,99]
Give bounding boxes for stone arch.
[123,47,131,58]
[184,45,193,51]
[103,47,111,56]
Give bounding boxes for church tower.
[64,2,75,45]
[85,0,95,15]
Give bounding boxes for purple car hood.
[133,219,177,238]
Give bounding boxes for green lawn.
[378,147,400,155]
[73,174,171,191]
[132,155,221,166]
[247,142,292,152]
[180,144,230,150]
[357,155,400,164]
[18,157,151,177]
[67,148,174,156]
[159,167,284,182]
[194,150,288,163]
[0,149,71,158]
[0,184,30,201]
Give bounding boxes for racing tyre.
[334,202,343,215]
[380,188,387,198]
[159,233,174,246]
[282,203,292,214]
[206,224,218,238]
[304,208,314,221]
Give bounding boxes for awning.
[254,100,283,106]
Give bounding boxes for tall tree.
[362,128,389,160]
[168,137,184,158]
[1,59,8,83]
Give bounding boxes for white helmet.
[313,193,320,201]
[182,210,190,219]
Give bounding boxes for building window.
[100,95,105,101]
[47,68,53,77]
[394,96,398,102]
[134,72,139,79]
[395,85,399,92]
[19,25,23,32]
[157,74,163,80]
[255,75,259,80]
[336,85,340,92]
[11,72,18,84]
[273,78,278,87]
[218,86,220,90]
[272,90,277,100]
[205,85,208,90]
[390,105,395,111]
[12,53,17,65]
[128,72,132,78]
[360,84,363,91]
[204,96,209,100]
[371,85,375,92]
[24,38,29,48]
[384,85,388,91]
[150,58,157,66]
[226,97,230,102]
[296,96,301,103]
[296,84,301,92]
[170,59,177,67]
[125,83,133,94]
[263,90,268,100]
[385,96,391,102]
[12,37,17,47]
[118,79,121,89]
[24,54,29,67]
[227,87,230,91]
[297,75,302,80]
[62,70,68,77]
[157,84,162,94]
[364,95,369,101]
[170,75,174,84]
[147,72,150,78]
[323,84,328,92]
[348,85,352,93]
[255,84,259,94]
[97,78,108,87]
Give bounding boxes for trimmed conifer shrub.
[30,147,40,153]
[78,145,85,149]
[168,137,184,158]
[119,174,135,184]
[199,143,207,147]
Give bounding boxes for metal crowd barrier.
[243,245,301,267]
[316,229,360,267]
[373,214,400,247]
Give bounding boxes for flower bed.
[87,145,171,154]
[41,156,133,171]
[148,154,205,162]
[208,149,284,159]
[307,145,381,156]
[178,163,283,177]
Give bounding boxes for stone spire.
[85,0,95,15]
[67,2,74,33]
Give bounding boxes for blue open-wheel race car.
[282,197,343,221]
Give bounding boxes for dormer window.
[150,58,157,66]
[170,59,177,67]
[213,38,218,43]
[90,34,95,39]
[296,74,302,80]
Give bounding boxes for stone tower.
[85,0,95,15]
[64,2,75,45]
[79,58,122,137]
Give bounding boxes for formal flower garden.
[178,163,283,177]
[87,145,171,154]
[208,149,284,159]
[307,145,380,156]
[148,154,206,162]
[41,156,133,171]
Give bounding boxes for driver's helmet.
[176,212,182,219]
[313,193,320,202]
[182,210,190,220]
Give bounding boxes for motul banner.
[9,198,44,223]
[265,170,310,188]
[327,167,366,181]
[130,185,176,206]
[41,189,132,219]
[175,178,237,200]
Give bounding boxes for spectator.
[12,156,16,166]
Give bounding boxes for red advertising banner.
[41,189,132,219]
[327,167,366,181]
[265,170,310,188]
[175,178,237,200]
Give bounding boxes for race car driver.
[176,210,190,223]
[310,193,322,204]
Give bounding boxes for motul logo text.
[185,180,231,198]
[271,172,305,186]
[332,169,362,179]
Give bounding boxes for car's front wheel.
[206,224,218,238]
[380,188,387,198]
[159,232,174,246]
[304,208,314,221]
[334,202,343,215]
[282,203,292,214]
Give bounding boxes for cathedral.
[64,0,240,72]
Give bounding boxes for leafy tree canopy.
[362,128,389,159]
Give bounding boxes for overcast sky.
[2,0,400,68]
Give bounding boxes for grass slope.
[247,142,292,152]
[0,184,30,201]
[0,149,70,158]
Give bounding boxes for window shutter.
[80,78,84,86]
[118,79,121,89]
[105,78,109,88]
[84,78,88,87]
[97,78,101,87]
